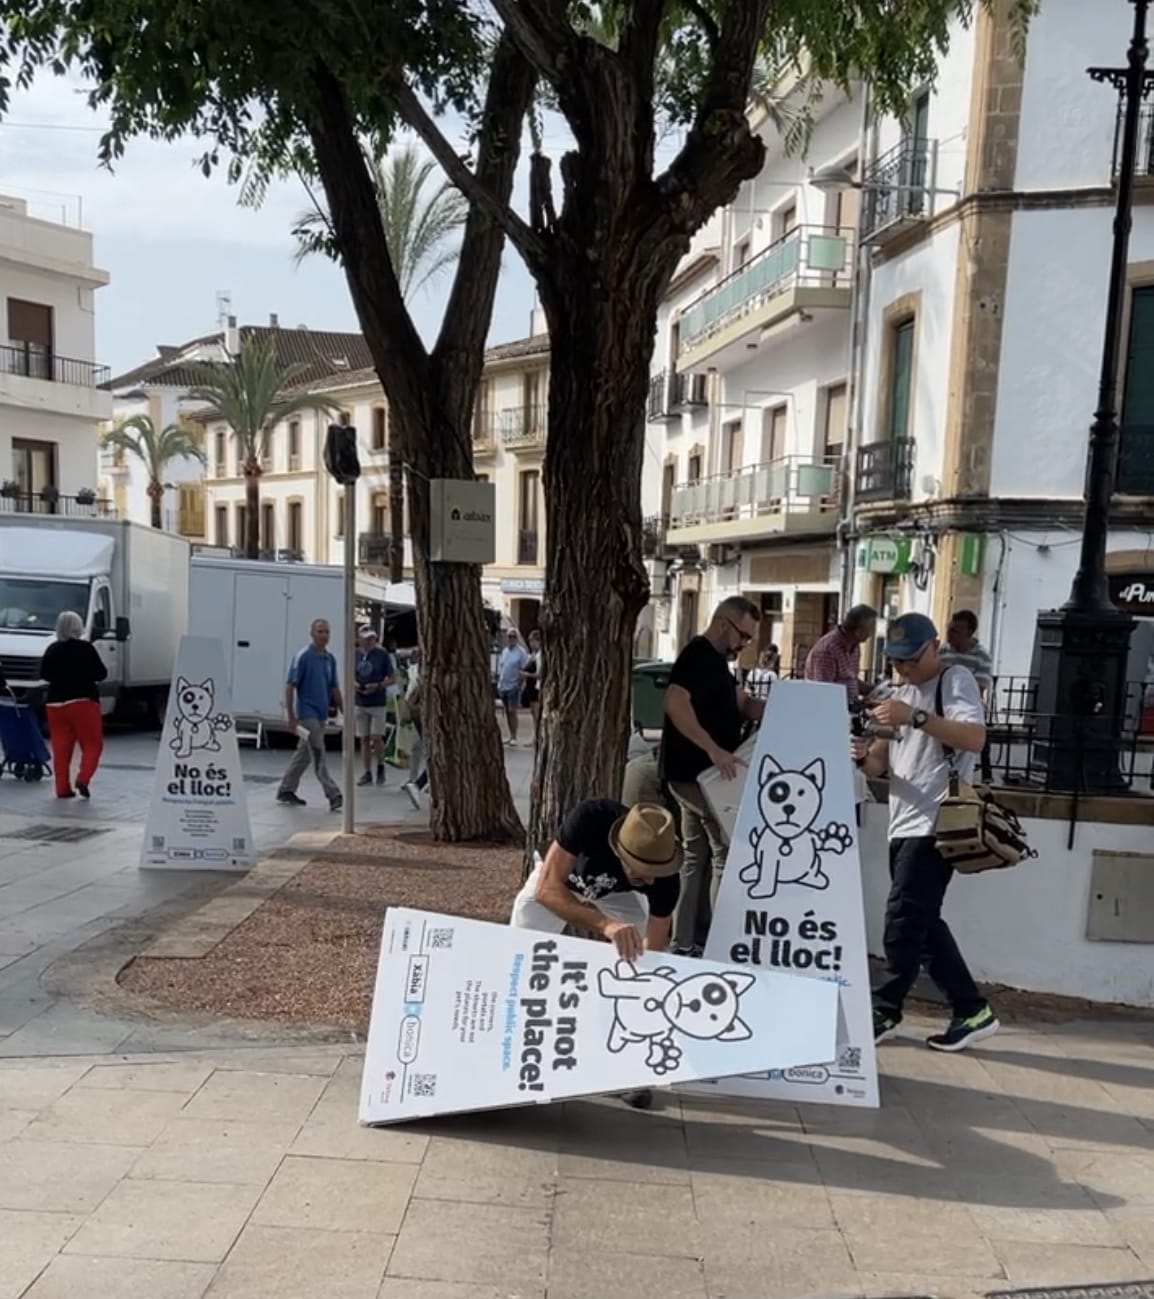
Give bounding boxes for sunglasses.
[726,616,754,645]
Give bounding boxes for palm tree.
[186,337,339,559]
[291,142,467,297]
[101,415,207,530]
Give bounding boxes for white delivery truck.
[189,556,418,733]
[0,517,190,719]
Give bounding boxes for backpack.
[932,670,1035,875]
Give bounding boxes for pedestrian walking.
[941,608,995,782]
[521,629,543,742]
[277,617,343,812]
[853,612,999,1052]
[39,611,106,800]
[400,650,428,811]
[746,646,780,700]
[354,627,395,787]
[510,798,681,1110]
[497,628,529,745]
[661,596,764,956]
[804,604,876,698]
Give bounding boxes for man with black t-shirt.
[662,596,765,955]
[510,800,681,1111]
[510,800,681,956]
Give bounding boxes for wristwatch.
[911,708,929,730]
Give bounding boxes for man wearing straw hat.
[510,799,681,1109]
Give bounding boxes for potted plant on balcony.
[39,484,60,507]
[0,480,20,499]
[75,486,96,505]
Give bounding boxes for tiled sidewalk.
[1,1015,1152,1299]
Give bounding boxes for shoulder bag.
[932,670,1035,874]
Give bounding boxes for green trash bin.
[631,660,673,734]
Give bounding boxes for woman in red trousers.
[39,611,108,799]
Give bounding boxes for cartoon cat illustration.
[169,677,233,760]
[596,961,756,1076]
[738,755,853,900]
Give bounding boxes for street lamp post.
[1031,0,1152,790]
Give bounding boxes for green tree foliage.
[101,415,206,530]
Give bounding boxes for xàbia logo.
[450,506,492,524]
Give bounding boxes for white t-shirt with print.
[888,666,985,840]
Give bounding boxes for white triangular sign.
[697,679,879,1107]
[140,635,253,872]
[359,908,840,1125]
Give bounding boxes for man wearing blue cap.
[852,612,999,1052]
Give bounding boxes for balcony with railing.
[665,455,841,545]
[358,531,393,568]
[0,489,113,518]
[860,139,934,241]
[1117,425,1154,495]
[472,410,498,454]
[854,438,916,504]
[0,342,113,421]
[676,226,853,370]
[500,405,546,450]
[517,528,540,565]
[647,371,669,421]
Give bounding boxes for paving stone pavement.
[0,729,536,1057]
[0,1017,1152,1299]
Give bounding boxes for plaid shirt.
[804,627,861,696]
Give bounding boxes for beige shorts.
[355,706,389,737]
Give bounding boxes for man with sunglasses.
[852,612,999,1053]
[661,596,765,956]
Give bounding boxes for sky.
[0,70,542,378]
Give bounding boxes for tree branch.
[305,61,431,416]
[681,0,720,52]
[487,0,576,78]
[390,75,545,265]
[434,34,537,414]
[619,0,668,106]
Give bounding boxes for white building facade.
[0,195,111,514]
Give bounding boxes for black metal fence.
[0,491,112,517]
[0,343,110,388]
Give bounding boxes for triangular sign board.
[141,635,253,871]
[697,678,879,1108]
[359,909,840,1125]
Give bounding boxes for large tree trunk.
[528,257,670,850]
[305,45,532,842]
[243,466,261,559]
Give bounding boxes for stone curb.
[139,828,342,960]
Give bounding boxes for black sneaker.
[76,782,90,799]
[357,772,373,787]
[874,1009,902,1044]
[376,764,386,787]
[329,794,344,813]
[620,1088,653,1110]
[277,792,306,807]
[927,1006,1000,1053]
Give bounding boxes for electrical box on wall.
[1086,850,1154,943]
[429,479,496,564]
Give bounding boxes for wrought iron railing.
[672,371,708,408]
[860,139,933,238]
[500,406,546,448]
[855,437,915,502]
[669,455,840,530]
[517,528,539,565]
[0,491,112,517]
[1117,423,1154,495]
[647,371,668,421]
[678,225,853,356]
[472,411,498,451]
[0,343,110,387]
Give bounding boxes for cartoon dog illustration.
[170,677,233,760]
[738,755,853,900]
[596,961,756,1076]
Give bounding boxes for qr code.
[427,928,454,950]
[232,838,246,852]
[410,1073,437,1097]
[151,836,165,851]
[838,1046,863,1072]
